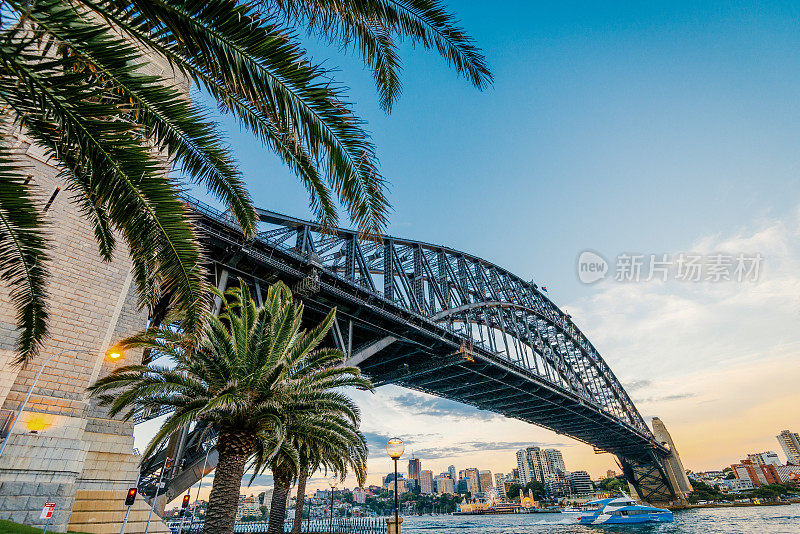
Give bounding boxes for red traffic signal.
[182,494,191,509]
[125,488,137,506]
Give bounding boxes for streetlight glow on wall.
[386,437,404,533]
[0,346,124,459]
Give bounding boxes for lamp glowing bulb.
[386,437,405,459]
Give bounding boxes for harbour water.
[401,503,800,534]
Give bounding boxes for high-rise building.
[529,446,555,481]
[732,459,781,487]
[516,449,533,485]
[569,471,593,495]
[420,470,435,494]
[408,458,421,489]
[384,474,409,494]
[777,430,800,465]
[435,476,455,494]
[449,465,457,483]
[746,451,781,467]
[517,446,550,484]
[479,470,494,492]
[545,449,566,473]
[516,446,571,495]
[464,467,481,495]
[511,468,520,480]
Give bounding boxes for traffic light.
[179,494,191,517]
[124,488,137,506]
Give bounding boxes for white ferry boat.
[577,494,673,524]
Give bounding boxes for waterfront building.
[236,494,259,520]
[544,472,571,497]
[569,471,593,495]
[479,470,494,492]
[777,430,800,465]
[775,464,800,483]
[408,458,421,488]
[721,478,754,492]
[731,459,781,487]
[746,451,781,467]
[420,470,434,494]
[693,471,726,481]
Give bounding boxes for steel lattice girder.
[153,197,671,479]
[238,204,645,422]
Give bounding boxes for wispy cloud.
[389,393,500,421]
[412,440,572,460]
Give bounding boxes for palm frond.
[0,144,48,362]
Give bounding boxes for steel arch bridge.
[137,196,689,507]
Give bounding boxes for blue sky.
[156,1,800,497]
[192,0,800,304]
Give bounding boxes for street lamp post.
[0,347,121,459]
[328,475,337,534]
[386,438,405,534]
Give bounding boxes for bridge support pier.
[385,516,402,534]
[621,417,692,506]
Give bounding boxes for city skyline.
[155,426,800,504]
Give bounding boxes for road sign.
[40,502,56,520]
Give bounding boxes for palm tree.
[260,409,368,534]
[290,420,367,534]
[1,0,491,363]
[88,280,373,534]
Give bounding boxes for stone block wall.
[0,130,163,532]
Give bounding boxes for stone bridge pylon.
[0,131,169,533]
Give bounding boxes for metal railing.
[172,516,388,534]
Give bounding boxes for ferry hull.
[579,512,674,524]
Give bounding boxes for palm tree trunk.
[267,465,292,534]
[203,427,255,534]
[292,463,309,534]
